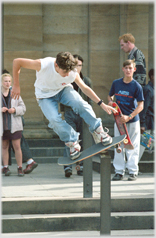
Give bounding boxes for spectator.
[108,59,144,181]
[1,73,26,176]
[2,69,38,174]
[61,54,92,177]
[119,33,146,87]
[140,69,154,134]
[139,69,154,160]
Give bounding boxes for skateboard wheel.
[75,165,80,171]
[116,147,122,153]
[123,139,128,144]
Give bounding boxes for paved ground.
[1,163,155,199]
[1,163,155,237]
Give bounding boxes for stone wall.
[3,3,154,127]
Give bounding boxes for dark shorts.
[2,130,22,140]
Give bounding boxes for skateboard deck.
[58,134,126,166]
[139,132,154,161]
[112,102,134,150]
[140,131,154,150]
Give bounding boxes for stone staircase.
[2,197,154,233]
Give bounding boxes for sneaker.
[92,126,112,145]
[18,167,24,177]
[112,173,123,181]
[3,167,11,176]
[65,168,72,178]
[128,174,137,181]
[65,141,81,160]
[77,170,83,176]
[23,161,38,174]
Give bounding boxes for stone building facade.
[2,3,154,138]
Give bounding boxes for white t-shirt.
[34,57,78,99]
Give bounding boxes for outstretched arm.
[74,74,117,115]
[11,58,41,99]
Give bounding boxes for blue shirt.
[109,78,144,123]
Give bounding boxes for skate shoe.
[65,141,81,160]
[3,167,11,176]
[92,125,112,145]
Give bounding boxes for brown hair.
[123,59,136,68]
[119,33,135,44]
[56,52,78,72]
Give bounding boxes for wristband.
[129,114,132,119]
[97,99,103,106]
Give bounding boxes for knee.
[72,100,91,114]
[2,141,9,150]
[48,114,64,129]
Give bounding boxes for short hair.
[123,59,136,68]
[56,52,78,71]
[119,33,135,44]
[73,54,84,63]
[148,68,154,80]
[1,73,12,83]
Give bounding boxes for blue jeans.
[63,110,84,171]
[38,86,101,143]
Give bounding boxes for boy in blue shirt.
[108,59,144,181]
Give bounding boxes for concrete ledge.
[2,197,154,215]
[2,212,154,233]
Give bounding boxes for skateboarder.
[108,59,144,181]
[11,52,117,160]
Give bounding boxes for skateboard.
[58,134,126,166]
[139,131,154,161]
[112,102,134,150]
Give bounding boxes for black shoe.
[65,169,72,178]
[112,173,123,181]
[128,174,137,181]
[77,170,83,176]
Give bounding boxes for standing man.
[140,69,154,134]
[11,52,116,161]
[119,33,146,87]
[61,54,92,177]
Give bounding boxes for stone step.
[23,138,64,147]
[92,149,154,173]
[2,197,154,215]
[11,147,64,157]
[2,211,154,233]
[108,148,154,161]
[93,159,154,174]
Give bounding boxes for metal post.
[100,155,111,235]
[83,121,93,198]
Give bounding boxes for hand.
[11,85,20,100]
[141,127,145,134]
[1,107,8,113]
[8,108,16,114]
[101,103,117,115]
[120,115,129,123]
